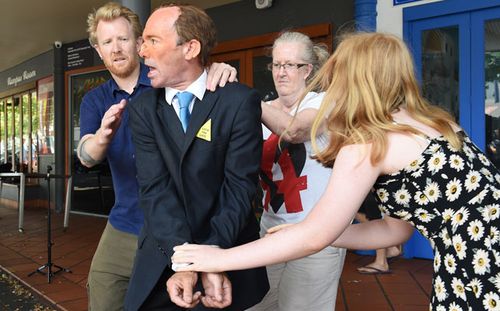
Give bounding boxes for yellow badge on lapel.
[196,119,211,141]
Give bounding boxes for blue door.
[402,0,500,259]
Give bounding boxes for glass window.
[0,88,40,173]
[31,91,38,172]
[71,70,110,151]
[0,100,5,164]
[253,54,276,100]
[484,19,500,167]
[71,70,110,129]
[21,93,31,172]
[14,96,21,171]
[6,98,13,167]
[226,60,240,80]
[37,76,54,155]
[70,69,113,216]
[421,27,460,121]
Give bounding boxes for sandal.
[357,266,392,275]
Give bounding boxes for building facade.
[1,0,499,258]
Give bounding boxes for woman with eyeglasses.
[249,31,346,311]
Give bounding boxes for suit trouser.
[247,245,346,311]
[88,221,138,311]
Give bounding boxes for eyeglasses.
[267,62,309,72]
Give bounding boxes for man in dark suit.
[124,3,269,310]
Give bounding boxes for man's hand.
[77,99,127,167]
[166,271,201,308]
[201,272,232,308]
[96,99,127,145]
[206,62,238,91]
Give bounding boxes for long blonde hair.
[310,32,461,167]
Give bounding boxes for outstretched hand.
[206,62,238,91]
[96,99,127,145]
[172,244,225,273]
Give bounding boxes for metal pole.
[18,173,25,232]
[63,176,72,230]
[46,168,53,283]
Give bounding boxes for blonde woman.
[173,33,500,310]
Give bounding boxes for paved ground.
[0,204,434,310]
[0,268,57,311]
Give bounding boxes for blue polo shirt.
[79,63,151,235]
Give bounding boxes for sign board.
[0,50,52,93]
[64,39,102,70]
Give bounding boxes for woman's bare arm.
[172,143,395,272]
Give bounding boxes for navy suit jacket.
[125,82,269,310]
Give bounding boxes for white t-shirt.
[260,92,331,231]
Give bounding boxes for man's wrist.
[94,128,110,146]
[78,136,102,166]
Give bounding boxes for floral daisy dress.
[373,132,500,311]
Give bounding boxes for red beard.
[105,54,139,79]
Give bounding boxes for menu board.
[64,39,102,70]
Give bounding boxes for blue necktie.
[176,91,194,132]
